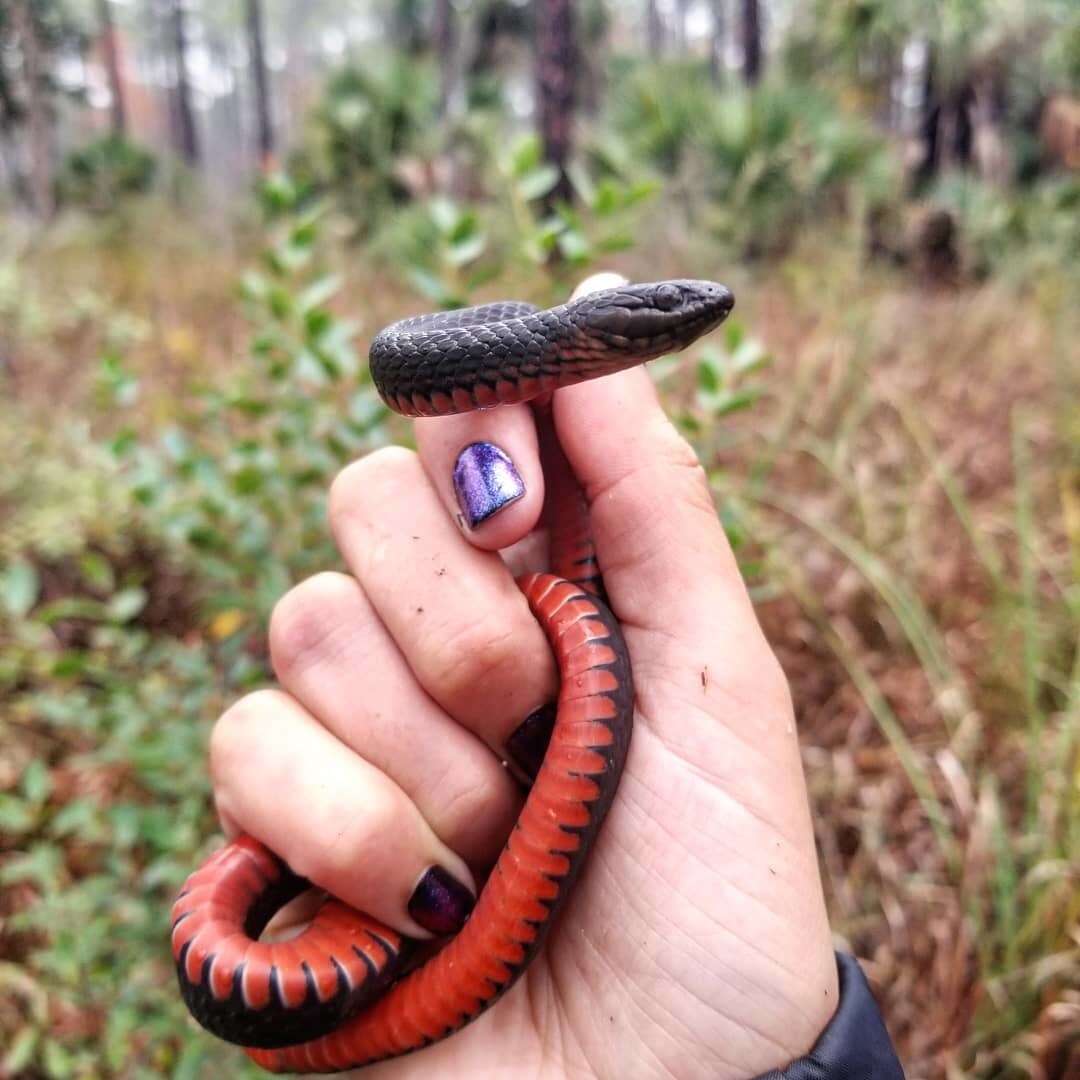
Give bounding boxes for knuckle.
[210,689,288,789]
[297,796,401,889]
[655,422,712,503]
[328,447,417,535]
[438,776,505,844]
[269,571,357,676]
[659,422,704,473]
[424,616,523,707]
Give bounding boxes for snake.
[170,279,735,1072]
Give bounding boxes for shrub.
[57,136,157,213]
[606,62,897,256]
[295,58,439,235]
[0,175,392,1075]
[929,172,1080,281]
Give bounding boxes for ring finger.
[209,689,476,939]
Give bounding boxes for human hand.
[209,275,838,1078]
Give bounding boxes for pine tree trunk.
[245,0,273,168]
[433,0,456,118]
[97,0,126,135]
[168,0,199,166]
[12,0,53,217]
[709,0,726,82]
[645,0,665,58]
[674,0,690,53]
[535,0,576,208]
[740,0,761,86]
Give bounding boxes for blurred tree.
[434,0,456,117]
[535,0,576,207]
[307,60,438,231]
[95,0,125,135]
[464,0,530,97]
[710,0,727,82]
[386,0,427,55]
[165,0,199,166]
[785,0,1076,187]
[741,0,761,85]
[674,0,690,54]
[579,0,611,115]
[245,0,274,168]
[10,0,54,216]
[645,0,666,58]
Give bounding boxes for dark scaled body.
[368,279,734,416]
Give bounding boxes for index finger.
[413,403,544,553]
[412,275,628,555]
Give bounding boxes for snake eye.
[654,284,680,311]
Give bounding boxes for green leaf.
[407,268,458,307]
[516,165,560,202]
[79,552,115,593]
[697,355,722,394]
[731,338,772,374]
[298,274,341,314]
[239,271,269,302]
[231,464,265,496]
[288,220,318,253]
[106,588,147,624]
[109,427,136,457]
[557,228,591,264]
[428,197,461,234]
[22,760,52,803]
[1,560,40,618]
[42,1038,73,1077]
[711,387,762,416]
[0,795,37,835]
[724,320,746,352]
[447,233,487,267]
[268,285,293,320]
[49,799,102,840]
[258,172,299,214]
[592,178,621,215]
[508,134,543,177]
[0,845,64,890]
[1,1027,38,1073]
[51,652,87,678]
[304,307,333,341]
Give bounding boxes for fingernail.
[506,703,557,782]
[452,442,525,528]
[408,866,475,935]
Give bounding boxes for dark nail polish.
[452,442,525,528]
[506,703,557,782]
[408,866,475,935]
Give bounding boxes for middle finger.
[328,446,559,753]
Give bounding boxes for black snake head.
[572,279,735,359]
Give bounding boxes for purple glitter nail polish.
[408,866,475,935]
[452,442,525,528]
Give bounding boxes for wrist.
[751,953,904,1079]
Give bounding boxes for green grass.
[705,256,1079,1074]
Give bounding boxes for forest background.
[1,1,1078,1076]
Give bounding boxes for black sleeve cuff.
[752,953,905,1079]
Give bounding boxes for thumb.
[553,364,766,662]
